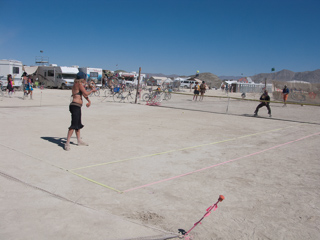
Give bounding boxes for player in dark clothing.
[254,90,272,117]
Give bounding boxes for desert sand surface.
[0,88,319,240]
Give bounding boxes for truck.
[0,59,23,90]
[36,65,79,89]
[78,67,103,87]
[173,78,196,89]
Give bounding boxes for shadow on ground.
[41,137,75,149]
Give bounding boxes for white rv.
[0,59,23,89]
[78,67,103,87]
[36,65,79,89]
[118,71,146,86]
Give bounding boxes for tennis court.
[1,89,319,239]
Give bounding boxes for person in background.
[102,76,106,88]
[199,81,207,101]
[7,74,14,97]
[254,90,272,117]
[89,79,96,90]
[155,85,161,95]
[26,75,33,99]
[121,77,126,91]
[193,82,200,101]
[22,72,28,100]
[282,85,289,106]
[64,72,97,151]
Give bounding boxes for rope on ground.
[1,170,179,239]
[0,142,67,171]
[0,170,94,210]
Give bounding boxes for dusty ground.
[0,88,319,240]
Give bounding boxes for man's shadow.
[41,137,75,149]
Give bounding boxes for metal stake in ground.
[180,195,225,240]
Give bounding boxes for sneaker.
[254,113,257,117]
[78,140,89,146]
[269,114,272,117]
[64,143,70,151]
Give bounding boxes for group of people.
[193,81,207,101]
[22,72,33,100]
[64,74,291,150]
[253,85,290,117]
[220,84,233,93]
[4,72,33,99]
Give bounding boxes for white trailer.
[36,65,79,89]
[0,59,23,89]
[118,71,146,86]
[78,67,103,86]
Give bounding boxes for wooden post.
[265,77,267,89]
[135,67,141,104]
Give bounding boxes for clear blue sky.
[1,0,319,76]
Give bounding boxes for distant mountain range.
[250,69,320,83]
[144,69,320,84]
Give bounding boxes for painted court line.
[123,131,320,193]
[68,170,123,193]
[70,127,292,171]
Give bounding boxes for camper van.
[36,65,78,89]
[78,67,103,87]
[0,59,23,89]
[118,71,146,86]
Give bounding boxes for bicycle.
[142,88,154,101]
[86,87,100,97]
[146,91,162,105]
[142,93,152,101]
[162,89,171,101]
[113,90,134,103]
[103,86,115,98]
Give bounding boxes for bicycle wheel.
[164,92,171,100]
[94,89,100,97]
[113,93,124,102]
[142,93,150,101]
[126,93,134,103]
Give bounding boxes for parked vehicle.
[36,65,78,89]
[118,71,146,86]
[78,67,103,87]
[174,79,196,89]
[0,59,23,90]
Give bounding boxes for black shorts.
[69,104,84,130]
[194,90,200,95]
